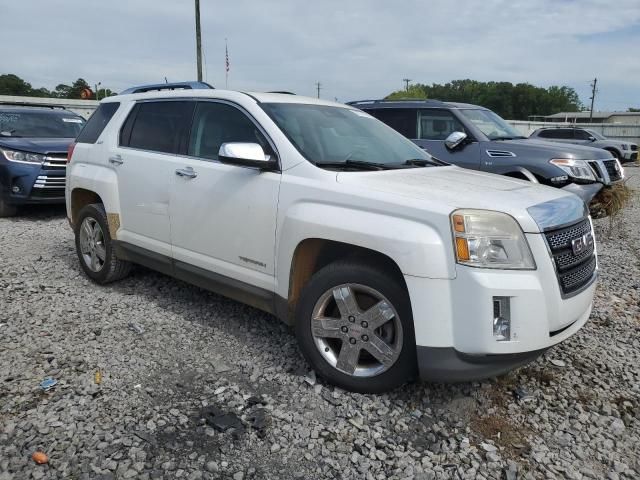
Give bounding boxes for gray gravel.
[1,168,639,480]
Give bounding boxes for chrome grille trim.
[42,155,68,169]
[32,175,66,189]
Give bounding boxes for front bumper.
[405,232,595,381]
[0,161,66,205]
[622,151,637,162]
[562,182,603,204]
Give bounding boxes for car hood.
[0,137,74,155]
[336,166,584,233]
[495,138,614,160]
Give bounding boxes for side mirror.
[445,131,467,150]
[218,143,277,170]
[587,136,596,142]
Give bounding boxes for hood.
[496,138,614,160]
[0,137,74,155]
[336,166,584,233]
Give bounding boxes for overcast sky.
[2,0,639,111]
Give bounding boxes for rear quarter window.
[76,103,120,144]
[364,108,417,139]
[120,101,195,154]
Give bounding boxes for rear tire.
[74,203,131,284]
[295,259,417,393]
[0,198,18,218]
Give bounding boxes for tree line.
[0,74,115,100]
[385,80,585,120]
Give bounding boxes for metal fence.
[507,120,640,144]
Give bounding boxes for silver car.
[530,127,638,163]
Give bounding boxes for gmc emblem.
[571,232,594,256]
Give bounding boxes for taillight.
[67,142,76,162]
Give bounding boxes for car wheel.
[75,203,131,284]
[0,198,18,218]
[295,259,417,393]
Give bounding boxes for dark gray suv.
[348,99,623,204]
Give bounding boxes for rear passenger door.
[110,100,195,258]
[415,109,480,169]
[169,100,281,294]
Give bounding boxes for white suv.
[66,82,597,393]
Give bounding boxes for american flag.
[225,42,230,73]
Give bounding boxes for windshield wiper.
[403,157,448,167]
[315,160,395,170]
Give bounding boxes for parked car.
[0,103,86,217]
[347,99,623,205]
[529,127,638,163]
[67,82,597,393]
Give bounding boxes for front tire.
[295,260,417,393]
[74,203,131,284]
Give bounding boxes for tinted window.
[419,109,465,140]
[574,130,592,140]
[539,129,571,139]
[0,110,86,139]
[76,103,117,143]
[365,108,417,138]
[126,101,194,154]
[262,103,430,166]
[188,102,270,160]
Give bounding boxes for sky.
[2,0,639,112]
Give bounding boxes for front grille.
[545,218,596,295]
[631,144,638,152]
[42,155,68,170]
[603,159,622,181]
[30,188,65,198]
[32,175,65,191]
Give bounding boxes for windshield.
[0,110,85,138]
[261,103,432,166]
[459,109,524,140]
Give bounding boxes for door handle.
[109,155,124,165]
[175,167,197,179]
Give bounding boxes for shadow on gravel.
[7,204,67,220]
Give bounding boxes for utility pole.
[195,0,203,82]
[315,82,321,99]
[589,78,597,123]
[403,78,411,91]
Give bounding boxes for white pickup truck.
[66,82,596,393]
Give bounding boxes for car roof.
[103,89,349,109]
[347,99,485,110]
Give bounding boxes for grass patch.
[590,181,634,220]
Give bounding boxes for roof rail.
[119,81,214,95]
[0,101,66,110]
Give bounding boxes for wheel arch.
[282,238,407,325]
[603,147,621,159]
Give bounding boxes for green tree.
[384,79,583,119]
[0,74,35,96]
[385,84,428,100]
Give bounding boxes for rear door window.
[75,103,119,143]
[418,109,465,140]
[365,108,417,139]
[540,129,572,139]
[122,101,195,154]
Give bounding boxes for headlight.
[549,158,595,182]
[451,209,536,270]
[1,149,46,165]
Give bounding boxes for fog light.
[12,185,21,193]
[493,296,511,341]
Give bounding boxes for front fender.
[275,202,455,298]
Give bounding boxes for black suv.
[0,104,85,216]
[348,99,623,205]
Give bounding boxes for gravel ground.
[1,167,639,480]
